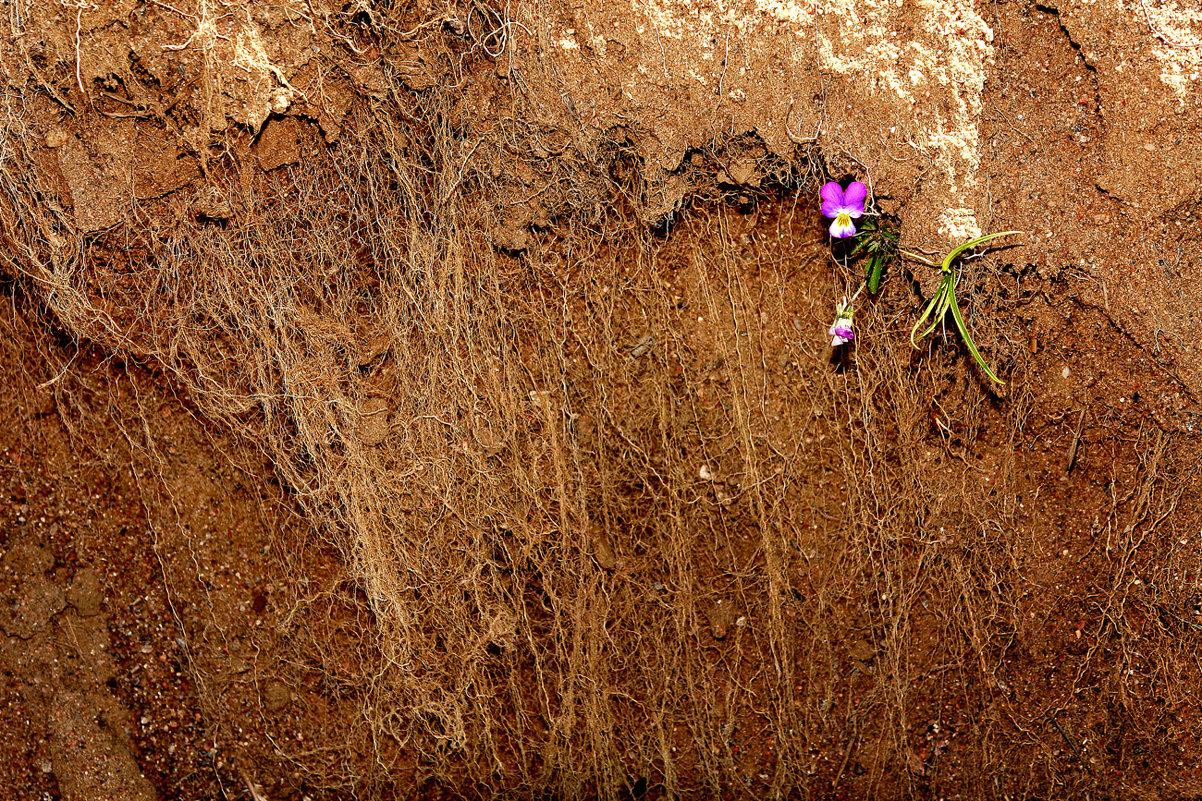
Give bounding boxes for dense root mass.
[1,0,1202,798]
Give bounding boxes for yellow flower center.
[836,212,852,229]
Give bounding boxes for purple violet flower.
[820,181,868,239]
[828,297,855,347]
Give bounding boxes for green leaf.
[854,216,901,295]
[948,281,1004,385]
[940,231,1023,273]
[910,230,1020,385]
[866,253,887,294]
[910,276,953,347]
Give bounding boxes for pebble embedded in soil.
[356,397,392,446]
[708,599,739,640]
[264,681,292,712]
[849,639,877,667]
[591,530,617,570]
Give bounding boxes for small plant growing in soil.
[828,294,857,346]
[821,180,900,295]
[820,180,867,349]
[850,213,900,295]
[820,179,1021,384]
[905,231,1022,385]
[820,180,867,239]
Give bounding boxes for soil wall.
[1,0,1201,798]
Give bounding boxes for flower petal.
[843,181,868,215]
[820,182,845,218]
[820,181,845,205]
[829,308,854,346]
[829,215,857,238]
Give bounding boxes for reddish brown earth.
[0,294,374,800]
[1,0,1202,799]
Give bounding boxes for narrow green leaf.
[866,254,887,294]
[911,292,941,347]
[911,276,954,346]
[948,282,1004,385]
[940,231,1024,272]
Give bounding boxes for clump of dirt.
[1,0,1202,798]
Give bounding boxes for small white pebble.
[1061,366,1071,379]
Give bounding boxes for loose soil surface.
[1,0,1202,799]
